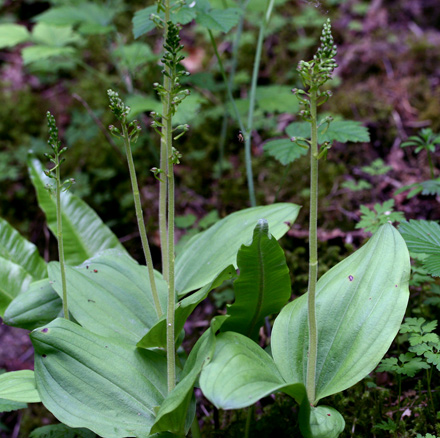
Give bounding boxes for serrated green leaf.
[31,318,167,438]
[271,224,410,403]
[220,220,291,341]
[0,257,33,316]
[409,343,431,356]
[112,42,156,72]
[132,6,157,38]
[399,220,440,255]
[132,5,196,39]
[31,23,81,47]
[175,203,300,295]
[263,138,308,165]
[377,357,399,373]
[196,8,241,33]
[424,351,440,370]
[0,370,40,403]
[28,158,128,266]
[286,120,370,144]
[48,250,167,344]
[0,24,30,48]
[126,94,161,118]
[424,254,440,277]
[22,46,76,65]
[34,3,116,31]
[398,353,430,377]
[255,85,299,114]
[0,217,46,280]
[33,6,89,26]
[420,178,440,196]
[3,278,62,330]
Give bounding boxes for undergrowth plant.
[396,128,440,199]
[0,10,412,438]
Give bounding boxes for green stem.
[427,367,435,419]
[244,405,255,438]
[121,123,163,319]
[162,3,177,393]
[191,416,202,438]
[166,110,176,393]
[397,374,401,426]
[55,160,69,320]
[160,6,171,284]
[306,88,319,405]
[244,0,275,207]
[217,0,248,175]
[208,30,246,135]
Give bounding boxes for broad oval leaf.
[151,316,228,435]
[0,398,27,413]
[28,158,128,266]
[271,224,410,403]
[48,250,167,344]
[138,266,235,349]
[0,370,41,403]
[299,405,345,438]
[175,203,300,296]
[221,220,291,341]
[0,257,33,316]
[3,278,62,330]
[0,217,46,280]
[200,331,306,409]
[31,318,167,438]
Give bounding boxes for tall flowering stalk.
[150,1,190,393]
[292,19,338,404]
[107,90,164,319]
[45,112,74,320]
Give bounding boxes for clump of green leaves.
[378,317,440,421]
[401,128,440,178]
[400,318,440,371]
[356,199,405,233]
[360,158,391,176]
[396,128,440,198]
[399,220,440,277]
[341,179,372,192]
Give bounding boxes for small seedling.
[356,199,405,233]
[401,128,440,178]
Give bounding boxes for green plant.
[395,128,440,199]
[401,128,440,179]
[356,199,405,233]
[0,13,411,438]
[197,19,410,438]
[400,220,440,277]
[360,158,392,176]
[340,178,372,191]
[44,112,75,320]
[378,317,440,421]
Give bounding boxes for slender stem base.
[122,124,163,319]
[56,164,69,320]
[306,89,319,405]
